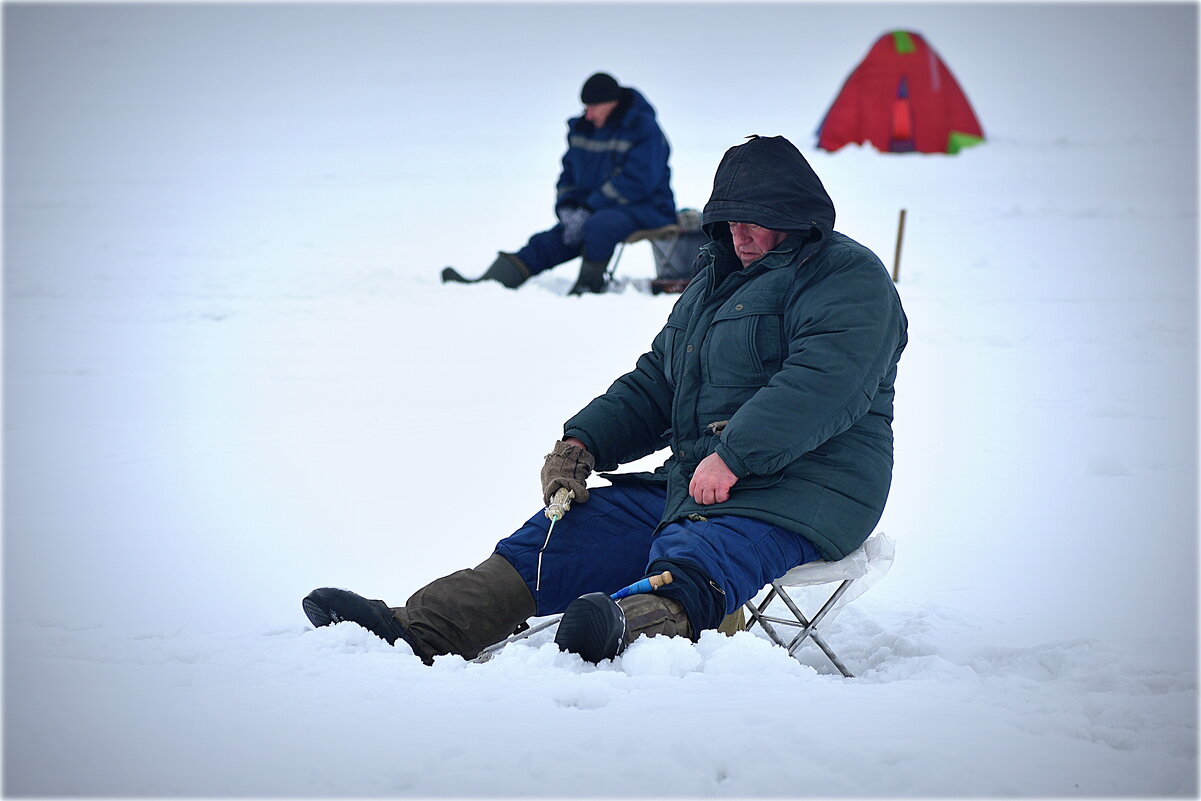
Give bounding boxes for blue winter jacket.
[564,136,908,561]
[556,88,676,229]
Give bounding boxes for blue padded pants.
[513,208,645,274]
[494,483,821,633]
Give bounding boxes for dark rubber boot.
[555,592,627,663]
[302,587,435,665]
[441,253,530,288]
[391,553,536,661]
[568,258,610,295]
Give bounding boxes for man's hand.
[557,205,592,247]
[541,438,595,506]
[689,452,739,505]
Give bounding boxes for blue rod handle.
[610,571,673,601]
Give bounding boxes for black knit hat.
[580,72,622,105]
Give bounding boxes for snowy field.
[3,2,1197,796]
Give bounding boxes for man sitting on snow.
[441,72,676,295]
[308,135,908,664]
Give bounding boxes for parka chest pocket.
[703,297,786,387]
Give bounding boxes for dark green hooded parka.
[564,136,908,560]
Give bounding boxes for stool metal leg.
[777,579,856,677]
[746,579,858,677]
[608,241,626,279]
[744,589,789,650]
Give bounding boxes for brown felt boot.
[390,553,535,661]
[717,607,746,636]
[617,593,692,642]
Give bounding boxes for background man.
[442,72,676,294]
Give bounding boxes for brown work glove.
[541,439,595,506]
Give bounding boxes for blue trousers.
[494,483,821,633]
[514,208,645,274]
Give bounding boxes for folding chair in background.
[608,209,706,294]
[744,532,895,677]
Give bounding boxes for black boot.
[391,553,536,661]
[302,587,435,664]
[568,258,610,295]
[441,253,530,288]
[554,592,627,663]
[554,591,692,663]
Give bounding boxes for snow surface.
[3,2,1197,796]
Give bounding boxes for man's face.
[584,100,619,128]
[729,222,788,267]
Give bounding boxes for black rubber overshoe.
[568,259,609,295]
[302,587,434,665]
[554,592,628,663]
[441,266,472,284]
[442,254,528,289]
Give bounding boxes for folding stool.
[608,209,707,294]
[744,532,895,677]
[608,224,681,284]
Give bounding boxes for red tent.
[817,30,985,155]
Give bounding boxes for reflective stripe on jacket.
[555,88,675,227]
